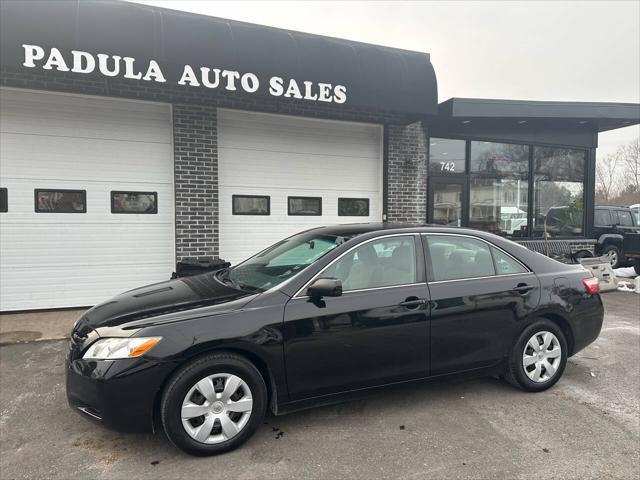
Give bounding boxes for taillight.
[582,277,600,295]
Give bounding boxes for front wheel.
[160,352,267,456]
[505,319,568,392]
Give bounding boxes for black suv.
[593,206,640,268]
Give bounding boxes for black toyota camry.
[66,224,604,456]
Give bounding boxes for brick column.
[386,121,428,223]
[173,105,218,261]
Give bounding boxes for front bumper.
[65,346,178,433]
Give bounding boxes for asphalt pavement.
[0,292,638,480]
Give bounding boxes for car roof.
[306,222,497,238]
[595,205,632,210]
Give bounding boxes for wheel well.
[538,313,575,356]
[151,347,276,433]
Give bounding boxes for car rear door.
[282,234,430,400]
[423,233,540,376]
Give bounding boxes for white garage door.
[218,109,382,265]
[0,88,174,311]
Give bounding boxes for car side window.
[491,247,527,275]
[617,210,634,226]
[427,235,495,281]
[322,236,417,291]
[594,209,612,226]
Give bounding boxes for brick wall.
[173,105,218,261]
[386,122,429,223]
[1,67,428,259]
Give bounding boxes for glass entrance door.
[429,178,466,226]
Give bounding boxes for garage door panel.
[219,132,381,159]
[0,178,173,216]
[219,150,380,191]
[0,264,174,309]
[1,134,172,182]
[219,110,380,142]
[219,109,382,265]
[1,89,171,143]
[0,89,174,311]
[0,223,174,267]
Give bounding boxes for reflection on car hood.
[78,274,254,331]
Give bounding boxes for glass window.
[288,197,322,216]
[617,210,634,226]
[35,189,86,213]
[469,177,528,238]
[111,191,157,214]
[322,236,417,291]
[338,198,369,216]
[432,182,462,226]
[471,141,529,176]
[0,188,7,212]
[232,195,270,215]
[427,235,495,281]
[594,209,612,226]
[533,147,586,237]
[227,232,350,292]
[492,247,527,275]
[631,206,640,225]
[429,138,466,174]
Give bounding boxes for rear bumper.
[65,354,178,433]
[569,294,605,355]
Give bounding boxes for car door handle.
[399,297,427,309]
[512,283,535,294]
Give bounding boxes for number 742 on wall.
[439,161,456,172]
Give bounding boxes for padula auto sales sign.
[21,44,348,105]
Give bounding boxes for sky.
[128,0,640,158]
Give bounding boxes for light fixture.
[579,120,588,125]
[462,120,471,124]
[518,120,527,124]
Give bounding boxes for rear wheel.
[505,319,567,392]
[161,352,267,456]
[602,244,621,268]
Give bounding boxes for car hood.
[75,273,255,334]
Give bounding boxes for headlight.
[83,337,162,360]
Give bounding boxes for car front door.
[283,234,430,400]
[423,234,540,376]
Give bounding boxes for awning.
[436,98,640,133]
[0,0,438,115]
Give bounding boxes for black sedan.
[66,224,604,456]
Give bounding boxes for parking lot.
[0,292,638,480]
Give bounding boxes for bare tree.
[595,153,620,204]
[619,137,640,194]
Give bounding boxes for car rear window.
[617,210,634,226]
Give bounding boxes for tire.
[601,244,621,269]
[160,352,267,456]
[633,260,640,276]
[504,319,568,392]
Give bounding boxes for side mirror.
[307,278,342,298]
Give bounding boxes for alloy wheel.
[605,250,618,267]
[522,331,562,383]
[181,373,253,444]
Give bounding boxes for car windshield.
[220,231,350,292]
